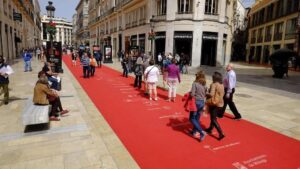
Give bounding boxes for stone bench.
[22,98,50,126]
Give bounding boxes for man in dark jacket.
[0,56,13,104]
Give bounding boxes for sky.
[39,0,256,22]
[39,0,80,22]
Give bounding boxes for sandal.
[49,116,60,121]
[61,110,69,115]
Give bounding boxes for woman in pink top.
[166,58,181,102]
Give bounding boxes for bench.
[22,98,50,126]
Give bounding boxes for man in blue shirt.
[23,49,32,72]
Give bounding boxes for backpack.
[134,65,143,76]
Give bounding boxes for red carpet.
[63,55,300,169]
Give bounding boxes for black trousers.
[134,75,142,88]
[123,68,128,77]
[221,88,241,118]
[207,106,223,136]
[96,59,102,67]
[49,97,63,117]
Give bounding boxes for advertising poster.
[104,45,113,63]
[46,41,63,73]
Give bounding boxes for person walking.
[144,60,160,101]
[71,51,78,66]
[90,55,97,77]
[189,71,207,141]
[134,56,143,89]
[94,50,102,68]
[81,52,90,78]
[23,49,32,72]
[220,64,242,120]
[205,72,225,140]
[166,58,181,102]
[36,48,41,60]
[0,56,14,105]
[122,54,129,78]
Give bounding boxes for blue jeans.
[24,61,31,71]
[189,99,205,136]
[83,66,90,78]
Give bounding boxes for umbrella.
[269,48,297,63]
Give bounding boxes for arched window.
[205,0,218,15]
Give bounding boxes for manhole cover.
[235,93,252,98]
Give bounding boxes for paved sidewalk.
[106,59,300,140]
[0,58,139,169]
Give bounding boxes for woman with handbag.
[188,71,207,141]
[205,72,225,140]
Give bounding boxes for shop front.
[155,31,166,61]
[201,32,218,66]
[174,31,193,64]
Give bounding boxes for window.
[257,28,263,43]
[274,22,283,41]
[265,25,273,42]
[285,18,297,39]
[157,0,167,15]
[205,0,218,15]
[178,0,193,14]
[251,30,256,44]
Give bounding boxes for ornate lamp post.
[46,1,55,55]
[149,18,155,60]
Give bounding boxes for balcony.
[139,19,146,25]
[285,33,296,40]
[153,15,166,21]
[176,12,193,20]
[203,14,219,21]
[132,21,137,27]
[126,23,131,29]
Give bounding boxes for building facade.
[41,15,73,46]
[75,0,90,47]
[72,14,78,45]
[0,0,42,60]
[247,0,299,64]
[87,0,236,67]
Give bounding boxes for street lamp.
[46,1,55,55]
[149,18,155,60]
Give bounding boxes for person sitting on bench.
[33,71,68,121]
[42,62,61,90]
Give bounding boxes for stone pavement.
[0,57,299,169]
[0,58,139,169]
[107,59,300,140]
